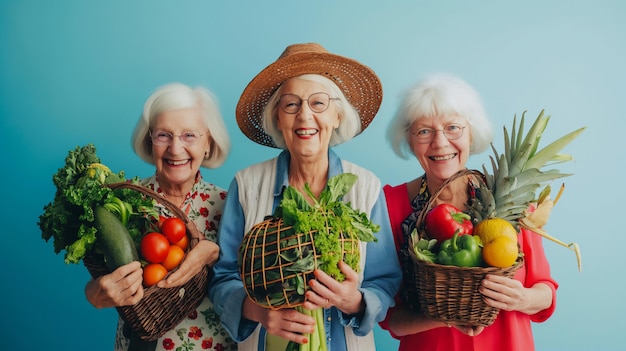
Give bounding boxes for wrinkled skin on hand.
[157,240,219,288]
[85,261,144,308]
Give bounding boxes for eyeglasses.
[149,130,204,146]
[411,124,466,143]
[278,92,339,114]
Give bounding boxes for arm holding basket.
[209,178,315,343]
[157,239,219,288]
[380,73,561,351]
[85,261,144,309]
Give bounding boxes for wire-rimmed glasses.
[278,92,339,114]
[411,124,466,143]
[149,130,204,146]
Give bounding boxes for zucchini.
[94,205,139,271]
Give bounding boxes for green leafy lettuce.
[277,172,379,281]
[38,144,156,264]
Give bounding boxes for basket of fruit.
[403,111,585,327]
[39,144,210,341]
[404,169,524,327]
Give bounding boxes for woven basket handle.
[106,182,203,246]
[415,169,486,231]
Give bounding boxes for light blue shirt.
[209,150,401,351]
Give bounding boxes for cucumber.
[94,205,139,271]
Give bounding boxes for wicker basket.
[239,216,360,310]
[83,182,211,341]
[404,169,523,327]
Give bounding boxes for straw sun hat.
[236,43,383,148]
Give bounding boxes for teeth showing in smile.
[296,129,317,136]
[168,159,189,165]
[430,154,456,161]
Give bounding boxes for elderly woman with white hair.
[209,43,402,351]
[379,73,558,351]
[84,83,237,351]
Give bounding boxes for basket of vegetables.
[404,111,585,326]
[39,144,211,341]
[239,173,379,350]
[404,169,524,327]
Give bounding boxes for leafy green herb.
[410,229,438,263]
[38,144,157,265]
[278,173,379,281]
[240,173,381,351]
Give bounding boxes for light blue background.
[2,1,624,350]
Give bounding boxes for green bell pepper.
[437,232,483,267]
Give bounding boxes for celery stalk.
[288,306,327,351]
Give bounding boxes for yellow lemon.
[473,218,518,244]
[482,235,519,268]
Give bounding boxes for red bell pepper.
[424,203,473,243]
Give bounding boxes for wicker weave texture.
[404,169,523,327]
[405,249,522,326]
[84,182,210,341]
[239,216,360,310]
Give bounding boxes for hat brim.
[236,51,383,148]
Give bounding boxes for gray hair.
[387,73,493,159]
[131,83,230,168]
[262,74,361,149]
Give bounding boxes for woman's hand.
[242,297,315,345]
[304,261,365,316]
[158,240,219,288]
[480,274,552,315]
[84,261,144,308]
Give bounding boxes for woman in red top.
[379,73,558,351]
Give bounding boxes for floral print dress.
[113,173,236,351]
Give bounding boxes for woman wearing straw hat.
[209,43,402,351]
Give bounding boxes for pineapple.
[467,110,585,271]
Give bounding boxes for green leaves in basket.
[276,173,379,281]
[38,144,157,265]
[240,172,382,312]
[410,229,437,263]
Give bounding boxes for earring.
[204,150,209,159]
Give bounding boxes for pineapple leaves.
[474,109,586,271]
[525,126,586,171]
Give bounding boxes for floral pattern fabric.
[113,172,237,351]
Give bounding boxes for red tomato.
[172,234,189,251]
[157,215,168,231]
[143,263,168,287]
[140,232,170,263]
[161,217,187,244]
[161,245,185,271]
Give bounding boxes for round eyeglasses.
[149,130,204,146]
[411,124,466,143]
[278,92,339,114]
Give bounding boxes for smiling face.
[275,77,340,160]
[410,114,471,186]
[151,106,210,189]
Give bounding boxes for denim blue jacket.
[209,150,401,351]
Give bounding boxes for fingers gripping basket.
[83,182,211,341]
[239,216,360,310]
[404,169,523,327]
